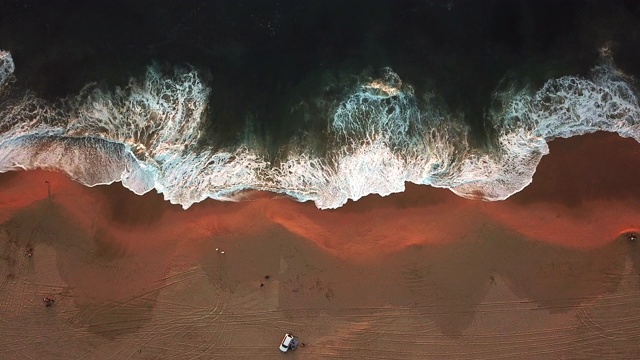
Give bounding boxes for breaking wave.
[0,50,639,209]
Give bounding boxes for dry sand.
[1,131,639,359]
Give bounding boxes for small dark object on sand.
[26,248,33,257]
[43,297,55,307]
[628,233,637,241]
[260,283,264,287]
[264,275,270,280]
[300,342,306,347]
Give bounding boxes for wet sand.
[1,132,639,359]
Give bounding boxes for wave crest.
[1,50,638,209]
[450,63,640,201]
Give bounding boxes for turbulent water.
[1,49,638,209]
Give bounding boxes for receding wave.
[1,50,638,209]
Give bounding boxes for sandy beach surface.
[1,131,639,359]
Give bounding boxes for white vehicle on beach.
[279,333,295,352]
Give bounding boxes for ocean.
[1,0,639,209]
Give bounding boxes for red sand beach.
[1,132,639,359]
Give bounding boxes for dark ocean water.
[1,0,640,209]
[3,0,638,141]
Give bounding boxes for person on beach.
[43,297,55,307]
[289,338,299,350]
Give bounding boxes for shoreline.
[1,131,639,358]
[2,132,639,253]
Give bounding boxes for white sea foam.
[0,136,149,190]
[0,51,14,89]
[0,50,639,209]
[449,64,640,201]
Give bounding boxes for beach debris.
[26,247,33,257]
[264,275,270,280]
[628,233,637,241]
[43,297,55,307]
